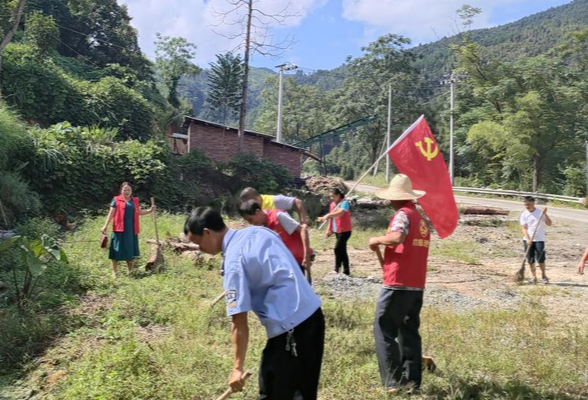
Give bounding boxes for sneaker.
[542,276,550,284]
[532,277,538,284]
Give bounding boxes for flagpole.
[386,84,392,183]
[373,133,388,177]
[318,115,424,229]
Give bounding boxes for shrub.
[0,173,41,229]
[24,123,169,215]
[15,217,61,240]
[221,153,293,194]
[3,44,155,142]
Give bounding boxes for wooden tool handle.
[375,246,385,267]
[210,291,226,308]
[215,371,253,400]
[151,197,160,245]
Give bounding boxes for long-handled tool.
[514,208,546,283]
[215,371,253,400]
[145,197,164,272]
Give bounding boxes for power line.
[54,23,142,54]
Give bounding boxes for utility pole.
[449,75,455,185]
[441,72,468,185]
[276,63,298,143]
[386,83,392,182]
[585,141,588,196]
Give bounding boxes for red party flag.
[387,115,458,238]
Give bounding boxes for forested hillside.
[412,0,588,79]
[182,0,588,132]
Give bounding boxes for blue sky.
[119,0,573,72]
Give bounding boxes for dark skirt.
[109,231,140,261]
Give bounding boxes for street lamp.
[276,63,298,143]
[440,73,468,185]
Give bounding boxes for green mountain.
[178,67,275,128]
[413,0,588,79]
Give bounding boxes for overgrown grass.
[1,214,588,399]
[430,239,484,265]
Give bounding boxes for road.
[348,182,588,224]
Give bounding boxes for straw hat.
[375,174,425,201]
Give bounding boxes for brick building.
[168,117,316,178]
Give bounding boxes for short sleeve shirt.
[520,209,546,242]
[277,211,300,235]
[332,200,350,233]
[221,227,321,338]
[390,211,410,235]
[261,194,296,211]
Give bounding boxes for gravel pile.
[318,272,381,300]
[305,176,348,195]
[318,273,522,311]
[425,286,521,311]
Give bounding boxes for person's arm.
[101,206,115,234]
[228,312,249,392]
[521,224,531,244]
[297,223,312,270]
[318,207,345,222]
[293,198,308,226]
[369,231,406,249]
[578,245,588,275]
[139,205,154,216]
[543,208,552,227]
[369,211,409,251]
[318,201,349,222]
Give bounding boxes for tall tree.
[254,75,331,142]
[214,0,296,151]
[24,11,60,57]
[154,33,201,109]
[0,0,28,99]
[334,34,424,166]
[30,0,152,79]
[206,52,243,124]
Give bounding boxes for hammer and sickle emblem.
[415,137,439,161]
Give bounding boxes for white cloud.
[341,0,551,45]
[119,0,325,66]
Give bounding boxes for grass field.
[1,213,588,400]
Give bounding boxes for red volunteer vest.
[328,201,352,233]
[112,195,140,234]
[383,202,430,289]
[265,209,305,264]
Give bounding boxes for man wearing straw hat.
[368,174,430,394]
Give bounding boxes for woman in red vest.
[100,182,154,278]
[317,187,352,275]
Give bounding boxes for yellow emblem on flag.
[415,137,439,161]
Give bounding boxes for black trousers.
[373,289,423,389]
[334,231,351,274]
[523,241,546,264]
[258,308,325,400]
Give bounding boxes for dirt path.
[312,210,588,325]
[348,181,588,223]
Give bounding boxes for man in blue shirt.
[184,207,324,399]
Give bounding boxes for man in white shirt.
[520,196,552,283]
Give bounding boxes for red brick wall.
[263,141,302,178]
[188,122,263,162]
[185,121,302,177]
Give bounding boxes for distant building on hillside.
[167,116,317,178]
